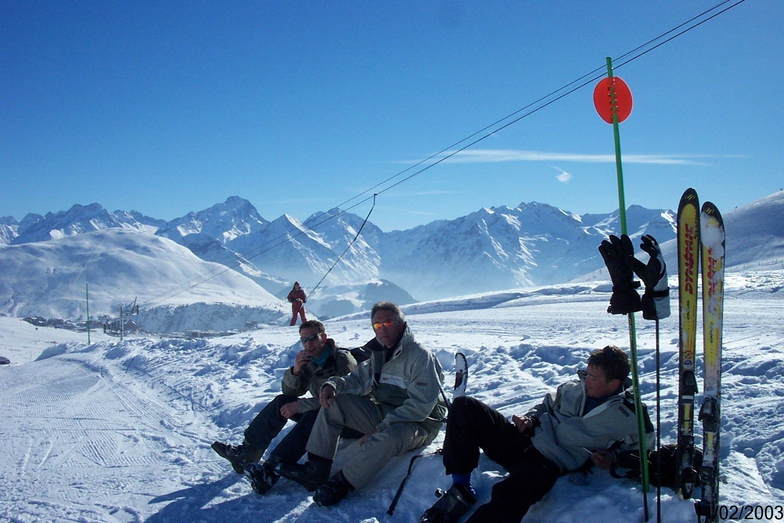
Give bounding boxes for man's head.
[299,320,327,357]
[585,345,629,398]
[370,301,406,349]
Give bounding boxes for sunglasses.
[372,320,396,330]
[300,332,320,344]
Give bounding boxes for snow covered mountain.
[576,190,784,283]
[0,229,287,329]
[5,191,780,310]
[156,196,269,245]
[380,202,676,300]
[307,279,416,319]
[10,203,163,244]
[227,212,380,288]
[0,216,18,244]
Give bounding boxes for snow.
[2,272,782,522]
[0,229,288,328]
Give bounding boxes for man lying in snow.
[422,345,654,523]
[276,301,448,507]
[211,320,368,494]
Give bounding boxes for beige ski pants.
[305,393,433,489]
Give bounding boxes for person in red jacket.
[287,282,308,326]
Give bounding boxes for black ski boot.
[313,471,354,506]
[420,484,476,523]
[211,441,263,474]
[276,453,332,491]
[246,461,280,495]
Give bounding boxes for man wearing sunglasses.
[277,301,447,507]
[211,320,362,494]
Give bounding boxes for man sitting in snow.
[422,345,654,523]
[211,320,366,494]
[276,301,448,507]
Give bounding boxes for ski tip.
[700,201,724,225]
[678,188,699,207]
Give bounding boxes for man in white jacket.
[278,301,447,506]
[422,345,654,523]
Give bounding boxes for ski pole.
[602,56,650,521]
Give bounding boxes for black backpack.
[610,443,703,490]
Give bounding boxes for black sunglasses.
[300,332,320,344]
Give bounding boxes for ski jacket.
[282,339,356,413]
[287,288,307,303]
[526,371,654,472]
[324,326,447,438]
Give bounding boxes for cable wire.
[140,0,748,307]
[308,194,377,297]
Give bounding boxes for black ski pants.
[443,396,561,523]
[243,393,361,465]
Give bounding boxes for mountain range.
[2,191,781,321]
[0,196,681,299]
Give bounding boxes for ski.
[676,188,701,500]
[453,352,468,398]
[695,202,725,523]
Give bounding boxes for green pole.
[605,56,650,521]
[86,281,91,345]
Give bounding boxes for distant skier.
[211,320,368,494]
[287,281,308,326]
[421,345,654,522]
[276,301,448,507]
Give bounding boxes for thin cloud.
[399,149,746,166]
[552,166,573,183]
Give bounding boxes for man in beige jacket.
[278,302,447,506]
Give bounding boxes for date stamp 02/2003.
[718,504,784,521]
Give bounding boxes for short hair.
[299,320,325,334]
[370,301,405,322]
[587,345,630,382]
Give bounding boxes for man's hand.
[319,385,336,409]
[279,401,299,419]
[511,414,535,434]
[359,430,377,446]
[292,350,311,376]
[590,449,616,470]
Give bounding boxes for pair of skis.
[675,188,725,522]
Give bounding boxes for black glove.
[598,234,642,315]
[629,234,670,320]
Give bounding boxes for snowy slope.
[177,233,290,295]
[1,271,781,522]
[0,229,287,328]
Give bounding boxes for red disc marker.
[593,76,633,123]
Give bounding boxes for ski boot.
[276,453,332,491]
[313,471,354,506]
[211,441,262,474]
[246,461,280,495]
[420,484,476,522]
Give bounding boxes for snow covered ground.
[1,270,782,522]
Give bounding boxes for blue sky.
[2,1,781,231]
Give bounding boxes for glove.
[629,234,670,320]
[598,234,642,315]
